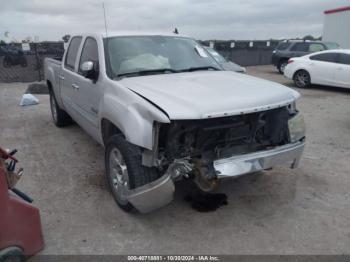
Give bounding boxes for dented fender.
[99,85,170,150]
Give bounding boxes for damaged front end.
[133,104,305,213]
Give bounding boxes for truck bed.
[45,57,62,65]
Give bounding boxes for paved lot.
[1,65,350,255]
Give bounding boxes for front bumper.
[127,174,175,213]
[129,141,304,213]
[213,141,305,178]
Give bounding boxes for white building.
[323,6,350,48]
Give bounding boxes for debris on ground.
[185,192,228,212]
[183,180,228,212]
[20,94,39,106]
[25,82,49,95]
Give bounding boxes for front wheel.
[293,70,311,88]
[105,134,159,212]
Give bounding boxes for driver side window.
[78,37,99,75]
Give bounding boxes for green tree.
[62,34,71,43]
[303,35,316,41]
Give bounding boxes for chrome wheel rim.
[50,95,58,123]
[295,71,310,87]
[109,147,129,203]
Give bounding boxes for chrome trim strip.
[126,173,175,213]
[214,142,305,178]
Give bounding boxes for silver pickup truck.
[44,32,305,213]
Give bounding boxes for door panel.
[60,36,82,115]
[74,37,102,130]
[308,61,336,85]
[334,54,350,88]
[309,53,338,86]
[290,43,309,57]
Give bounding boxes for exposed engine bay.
[149,106,297,191]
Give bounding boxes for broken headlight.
[288,112,306,143]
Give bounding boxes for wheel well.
[278,58,288,64]
[101,119,124,145]
[47,80,53,93]
[293,69,310,79]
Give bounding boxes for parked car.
[45,32,305,213]
[1,45,27,68]
[284,49,350,89]
[203,46,246,73]
[272,41,339,74]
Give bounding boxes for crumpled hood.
[119,71,300,119]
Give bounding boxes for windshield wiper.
[178,66,220,72]
[116,68,178,78]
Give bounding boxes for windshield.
[204,47,228,64]
[324,42,340,50]
[105,36,220,78]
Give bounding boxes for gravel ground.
[1,65,350,255]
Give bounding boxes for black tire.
[277,60,288,74]
[49,90,72,127]
[293,70,311,88]
[105,134,159,212]
[0,246,24,262]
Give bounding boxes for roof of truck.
[78,31,189,39]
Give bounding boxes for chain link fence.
[0,42,64,83]
[201,40,280,66]
[0,40,280,83]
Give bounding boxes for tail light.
[288,59,294,64]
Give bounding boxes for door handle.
[71,83,79,90]
[59,75,65,80]
[336,67,343,70]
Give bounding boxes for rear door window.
[276,42,291,50]
[64,36,82,71]
[290,43,308,52]
[338,53,350,65]
[309,43,325,52]
[324,42,339,50]
[310,53,338,63]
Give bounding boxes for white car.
[284,49,350,89]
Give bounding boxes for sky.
[0,0,349,42]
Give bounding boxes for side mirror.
[80,61,99,82]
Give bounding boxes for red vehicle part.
[0,149,44,259]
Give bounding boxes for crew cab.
[44,32,305,213]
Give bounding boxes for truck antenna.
[102,3,109,38]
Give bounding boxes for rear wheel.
[49,91,72,127]
[277,60,288,74]
[105,134,159,212]
[293,70,311,88]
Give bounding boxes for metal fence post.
[34,43,42,81]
